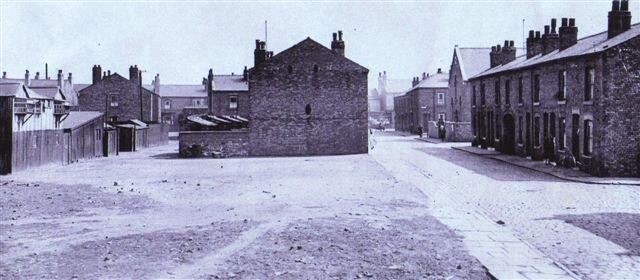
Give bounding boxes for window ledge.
[582,154,593,159]
[517,143,524,147]
[557,100,566,105]
[583,101,594,106]
[518,103,523,107]
[533,102,540,106]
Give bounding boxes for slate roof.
[29,86,63,100]
[0,82,48,99]
[384,79,413,94]
[456,48,492,81]
[213,75,248,91]
[62,111,103,130]
[409,72,450,92]
[472,23,640,79]
[0,83,22,97]
[150,85,207,98]
[73,84,91,92]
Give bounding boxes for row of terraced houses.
[390,0,639,177]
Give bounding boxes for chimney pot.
[333,32,337,41]
[562,18,568,27]
[338,30,343,41]
[535,31,541,39]
[504,40,509,48]
[544,25,550,35]
[551,18,557,33]
[569,18,575,27]
[621,0,628,11]
[510,40,515,47]
[68,73,73,85]
[613,0,620,11]
[24,69,30,86]
[35,72,40,79]
[2,71,6,79]
[437,68,442,73]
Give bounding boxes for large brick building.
[394,69,449,137]
[78,65,161,123]
[369,72,411,129]
[180,31,369,157]
[469,0,639,177]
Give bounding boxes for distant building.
[369,72,411,128]
[180,31,369,157]
[393,69,449,136]
[469,0,640,177]
[78,65,161,123]
[0,81,69,174]
[1,66,79,107]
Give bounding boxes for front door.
[572,114,580,158]
[502,114,516,155]
[525,113,532,156]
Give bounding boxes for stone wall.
[248,38,368,156]
[179,131,249,157]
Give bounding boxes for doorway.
[502,114,516,155]
[572,114,580,158]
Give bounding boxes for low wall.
[148,123,169,147]
[179,130,249,158]
[427,121,473,142]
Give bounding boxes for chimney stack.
[243,66,248,81]
[129,65,139,81]
[501,40,517,65]
[68,73,73,86]
[45,63,49,80]
[331,30,345,56]
[35,72,40,80]
[92,65,102,84]
[2,72,6,79]
[254,40,268,67]
[490,46,500,68]
[24,70,30,86]
[526,30,544,58]
[422,72,426,80]
[542,19,560,55]
[608,0,632,38]
[108,70,111,76]
[207,69,214,113]
[559,18,578,50]
[57,69,63,88]
[153,74,160,94]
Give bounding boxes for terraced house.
[469,0,640,177]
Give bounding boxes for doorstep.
[452,146,640,186]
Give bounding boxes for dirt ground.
[0,142,489,279]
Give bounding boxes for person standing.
[417,125,423,138]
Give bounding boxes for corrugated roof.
[62,111,103,129]
[473,23,640,79]
[213,75,248,91]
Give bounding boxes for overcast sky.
[1,0,638,89]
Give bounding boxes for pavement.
[452,145,640,186]
[372,131,640,279]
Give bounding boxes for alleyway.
[1,132,638,279]
[370,131,640,279]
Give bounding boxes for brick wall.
[601,36,640,177]
[179,131,249,157]
[469,36,640,176]
[248,38,368,156]
[78,74,160,123]
[210,91,249,117]
[446,54,475,142]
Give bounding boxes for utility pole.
[522,19,526,50]
[265,20,268,46]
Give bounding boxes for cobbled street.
[1,131,639,279]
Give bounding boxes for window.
[495,114,501,139]
[559,117,566,149]
[287,65,293,74]
[584,120,593,155]
[533,74,540,103]
[305,104,312,115]
[96,129,102,140]
[472,86,477,106]
[480,83,486,105]
[505,79,511,105]
[437,92,445,105]
[193,99,204,107]
[518,77,523,104]
[438,113,446,121]
[558,70,566,101]
[110,101,119,107]
[313,64,319,73]
[585,67,594,101]
[494,81,501,104]
[164,100,171,110]
[518,116,523,144]
[534,116,540,147]
[229,96,238,109]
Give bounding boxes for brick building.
[393,69,449,137]
[469,0,639,177]
[180,31,369,157]
[78,65,161,123]
[369,72,411,129]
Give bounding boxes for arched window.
[305,104,312,115]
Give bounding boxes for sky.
[1,0,638,89]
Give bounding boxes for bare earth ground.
[0,141,489,279]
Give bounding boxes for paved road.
[370,131,640,279]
